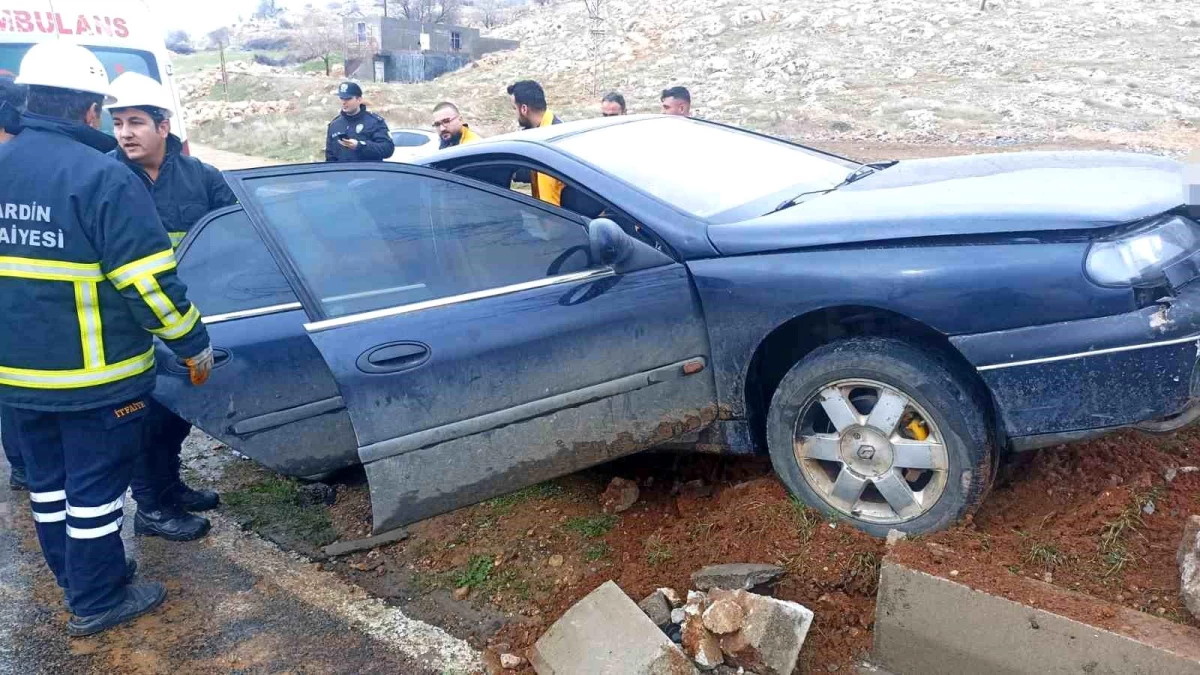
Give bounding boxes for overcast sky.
[154,0,313,35]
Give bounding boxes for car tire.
[766,336,995,537]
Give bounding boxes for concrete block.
[531,580,699,675]
[874,560,1200,675]
[691,564,785,592]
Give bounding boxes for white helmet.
[106,72,174,118]
[15,42,114,103]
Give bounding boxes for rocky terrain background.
[180,0,1200,160]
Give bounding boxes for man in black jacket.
[106,72,236,543]
[325,81,394,162]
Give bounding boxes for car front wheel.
[766,337,995,537]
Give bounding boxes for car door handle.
[170,347,231,372]
[357,342,431,374]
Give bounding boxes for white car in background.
[385,128,440,163]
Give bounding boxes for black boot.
[169,482,219,512]
[134,504,211,542]
[67,582,166,637]
[8,464,26,491]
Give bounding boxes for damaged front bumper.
[952,280,1200,449]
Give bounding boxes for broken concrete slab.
[640,590,674,628]
[322,527,409,557]
[531,580,699,675]
[691,564,785,592]
[874,560,1200,674]
[712,589,813,675]
[1178,515,1200,620]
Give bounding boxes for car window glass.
[392,132,431,147]
[242,170,595,319]
[177,210,298,317]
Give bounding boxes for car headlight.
[1085,215,1200,287]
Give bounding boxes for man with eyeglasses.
[432,101,481,149]
[600,92,626,117]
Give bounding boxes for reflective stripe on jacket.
[0,113,209,411]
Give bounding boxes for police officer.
[325,81,394,162]
[0,42,212,636]
[106,72,235,542]
[0,76,27,491]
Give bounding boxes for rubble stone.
[682,610,724,670]
[885,529,907,547]
[530,581,698,675]
[1178,515,1200,619]
[691,564,785,592]
[601,477,641,513]
[716,592,813,675]
[659,587,684,608]
[703,598,746,634]
[500,653,526,669]
[639,590,674,627]
[671,607,687,625]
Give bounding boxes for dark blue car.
[160,115,1200,537]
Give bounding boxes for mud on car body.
[155,115,1200,536]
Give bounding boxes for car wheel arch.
[742,305,1005,454]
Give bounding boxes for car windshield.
[554,117,854,218]
[0,43,159,136]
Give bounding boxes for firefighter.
[432,102,482,149]
[507,80,565,206]
[325,81,394,162]
[105,72,236,542]
[0,76,27,491]
[0,42,212,636]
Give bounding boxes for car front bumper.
[951,281,1200,445]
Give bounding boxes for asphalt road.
[0,445,479,675]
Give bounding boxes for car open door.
[223,163,718,532]
[153,207,360,478]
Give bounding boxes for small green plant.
[223,476,336,547]
[646,535,673,566]
[565,514,619,538]
[846,551,882,591]
[1097,486,1162,578]
[454,554,494,589]
[1026,542,1065,569]
[790,496,821,542]
[584,542,612,562]
[486,482,565,513]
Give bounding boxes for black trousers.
[130,398,192,510]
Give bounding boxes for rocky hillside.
[182,0,1200,159]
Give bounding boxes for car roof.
[470,114,682,146]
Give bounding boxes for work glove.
[185,345,214,386]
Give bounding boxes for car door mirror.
[588,218,633,268]
[588,218,675,274]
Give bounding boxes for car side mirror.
[588,218,634,268]
[588,218,675,274]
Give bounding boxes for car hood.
[709,151,1185,256]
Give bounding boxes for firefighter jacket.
[324,105,395,162]
[0,113,210,411]
[112,134,238,248]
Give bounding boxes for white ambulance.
[0,0,191,151]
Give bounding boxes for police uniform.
[0,111,210,618]
[112,133,235,518]
[325,82,394,162]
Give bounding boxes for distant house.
[343,14,518,83]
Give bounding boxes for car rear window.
[0,43,158,135]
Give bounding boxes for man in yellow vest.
[433,102,481,149]
[507,80,564,207]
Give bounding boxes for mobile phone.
[333,131,348,140]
